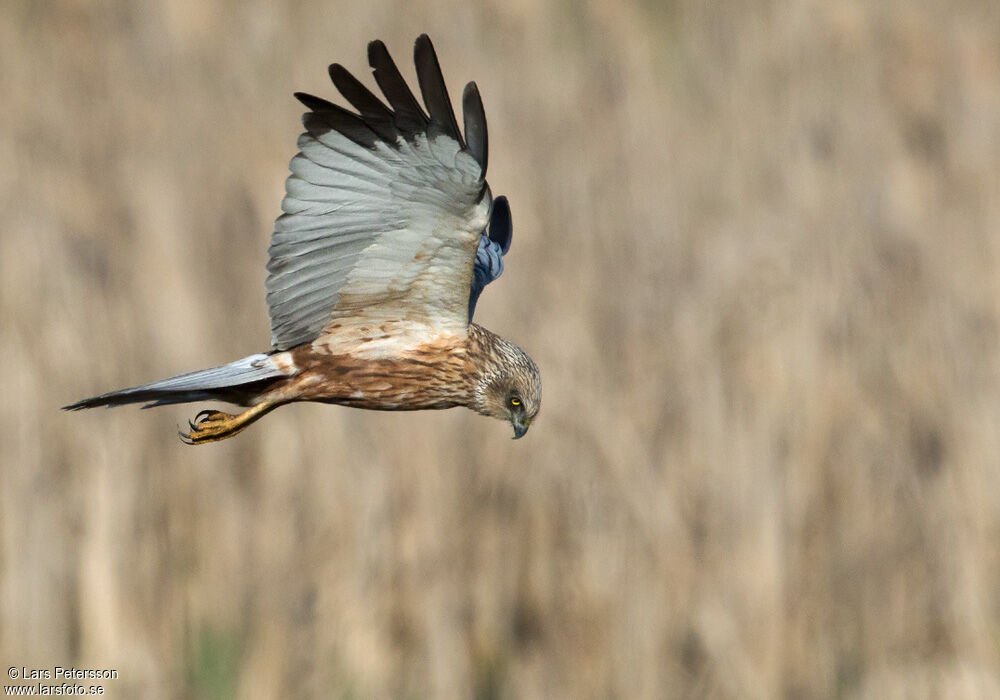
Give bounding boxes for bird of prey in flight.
[65,35,541,444]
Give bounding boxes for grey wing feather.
[133,354,282,390]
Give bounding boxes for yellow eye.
[510,397,521,407]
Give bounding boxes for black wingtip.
[299,92,383,148]
[329,63,384,114]
[367,39,388,66]
[413,34,463,145]
[327,62,398,142]
[462,82,488,174]
[368,37,428,133]
[488,196,512,254]
[328,62,347,80]
[294,91,337,112]
[302,109,380,149]
[62,395,108,411]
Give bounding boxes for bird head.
[472,335,541,439]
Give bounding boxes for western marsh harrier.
[65,35,541,444]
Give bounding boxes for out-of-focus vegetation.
[3,0,1000,697]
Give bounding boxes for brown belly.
[272,348,472,411]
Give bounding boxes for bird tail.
[62,353,291,411]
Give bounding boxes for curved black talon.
[194,409,216,423]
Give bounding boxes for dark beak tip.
[512,423,528,440]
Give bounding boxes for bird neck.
[465,324,510,416]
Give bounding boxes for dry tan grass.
[3,0,1000,697]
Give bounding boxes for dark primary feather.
[367,39,427,134]
[462,82,488,174]
[295,95,381,149]
[487,195,512,253]
[328,63,392,120]
[297,37,488,172]
[414,34,464,144]
[328,63,398,142]
[294,91,338,112]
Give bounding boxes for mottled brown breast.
[284,333,479,411]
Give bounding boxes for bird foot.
[179,409,247,445]
[179,401,281,445]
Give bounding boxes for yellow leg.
[179,401,280,445]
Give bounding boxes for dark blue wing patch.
[468,195,512,322]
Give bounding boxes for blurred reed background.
[3,0,1000,697]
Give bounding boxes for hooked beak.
[512,416,530,440]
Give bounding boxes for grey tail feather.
[62,353,289,411]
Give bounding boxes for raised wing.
[468,195,512,321]
[266,35,493,351]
